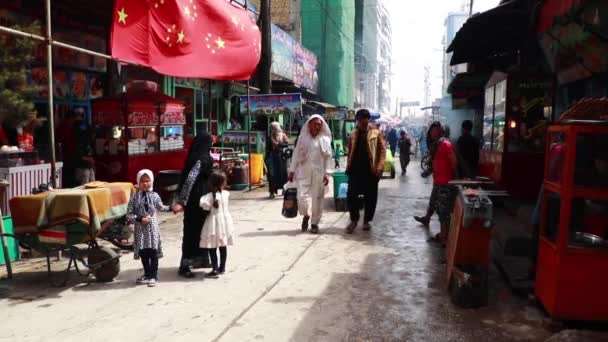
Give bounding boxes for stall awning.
[307,101,336,110]
[447,0,529,66]
[447,72,490,97]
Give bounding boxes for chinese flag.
[111,0,261,80]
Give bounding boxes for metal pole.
[246,80,252,191]
[469,0,474,17]
[45,0,57,189]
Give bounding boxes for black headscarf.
[178,131,213,193]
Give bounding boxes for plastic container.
[332,172,349,199]
[0,216,19,265]
[250,153,264,185]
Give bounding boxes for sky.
[386,0,499,113]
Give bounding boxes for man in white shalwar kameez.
[288,115,333,234]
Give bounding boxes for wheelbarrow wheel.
[88,246,120,282]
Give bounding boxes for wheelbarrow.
[3,182,135,286]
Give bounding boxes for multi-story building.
[439,12,476,133]
[355,0,392,113]
[442,12,469,96]
[249,0,302,42]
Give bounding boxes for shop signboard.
[271,24,294,81]
[293,44,318,92]
[240,93,302,117]
[271,24,318,92]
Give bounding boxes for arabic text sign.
[240,93,303,117]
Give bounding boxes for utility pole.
[424,66,431,119]
[257,0,272,94]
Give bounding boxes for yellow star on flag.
[177,30,185,44]
[231,16,239,25]
[216,37,226,49]
[117,8,128,24]
[184,6,191,17]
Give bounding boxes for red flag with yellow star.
[111,0,261,80]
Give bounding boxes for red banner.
[111,0,261,80]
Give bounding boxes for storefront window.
[574,133,608,189]
[483,86,495,150]
[160,126,184,151]
[506,79,553,153]
[127,126,157,155]
[493,80,506,152]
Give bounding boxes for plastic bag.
[282,181,298,218]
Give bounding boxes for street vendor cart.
[4,182,134,286]
[535,120,608,321]
[92,90,188,184]
[446,185,494,308]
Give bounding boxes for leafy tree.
[0,22,41,126]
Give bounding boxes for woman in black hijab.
[174,132,214,278]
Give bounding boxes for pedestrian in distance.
[399,130,412,175]
[173,132,214,278]
[334,143,345,169]
[127,169,173,287]
[387,126,399,157]
[288,114,333,234]
[345,109,387,234]
[267,121,290,198]
[455,120,480,179]
[199,171,234,278]
[414,122,458,246]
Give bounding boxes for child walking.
[334,143,344,169]
[199,171,234,277]
[127,169,172,287]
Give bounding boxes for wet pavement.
[0,162,604,341]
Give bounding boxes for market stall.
[91,90,187,184]
[479,71,553,199]
[0,147,63,215]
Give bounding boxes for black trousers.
[140,248,159,280]
[347,175,380,223]
[180,207,210,271]
[207,247,228,272]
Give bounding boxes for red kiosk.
[92,91,188,184]
[536,117,608,321]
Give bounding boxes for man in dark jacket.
[345,109,387,234]
[456,120,480,178]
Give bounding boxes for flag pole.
[247,80,252,191]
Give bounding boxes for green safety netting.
[301,0,355,108]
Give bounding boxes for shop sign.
[293,44,318,92]
[221,132,265,145]
[271,24,318,92]
[160,111,186,125]
[128,103,158,126]
[271,24,294,81]
[239,93,302,117]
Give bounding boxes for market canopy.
[447,0,529,66]
[110,0,261,80]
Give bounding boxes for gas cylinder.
[230,160,250,190]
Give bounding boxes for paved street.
[0,164,572,342]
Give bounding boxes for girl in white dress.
[200,171,234,277]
